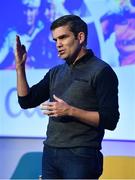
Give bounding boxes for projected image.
[0,0,61,69]
[100,0,135,67]
[0,0,135,69]
[0,0,100,69]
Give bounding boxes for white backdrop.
[0,66,135,140]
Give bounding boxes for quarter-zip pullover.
[18,50,119,149]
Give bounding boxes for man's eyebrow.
[53,34,68,41]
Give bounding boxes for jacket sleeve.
[18,70,50,109]
[95,66,120,130]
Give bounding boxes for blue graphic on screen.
[0,0,135,140]
[0,0,100,69]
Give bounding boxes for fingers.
[40,96,66,117]
[53,94,63,102]
[15,35,27,69]
[43,110,57,117]
[22,44,26,52]
[16,35,22,49]
[40,101,55,111]
[40,102,57,117]
[16,35,26,54]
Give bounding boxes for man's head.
[22,0,41,26]
[51,15,88,47]
[50,15,88,63]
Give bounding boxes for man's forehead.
[52,26,72,37]
[52,25,71,33]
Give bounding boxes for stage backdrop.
[0,0,135,140]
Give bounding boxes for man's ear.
[78,32,85,45]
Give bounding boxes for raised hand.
[15,35,27,70]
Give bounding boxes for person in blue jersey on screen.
[0,0,59,69]
[15,15,119,179]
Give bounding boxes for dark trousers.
[42,145,103,179]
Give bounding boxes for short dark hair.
[50,15,88,46]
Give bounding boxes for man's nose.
[56,39,63,48]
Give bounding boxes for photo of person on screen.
[0,0,60,69]
[100,0,135,67]
[15,15,119,179]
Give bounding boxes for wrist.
[16,64,25,72]
[68,105,74,116]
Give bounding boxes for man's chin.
[60,54,68,60]
[59,55,74,64]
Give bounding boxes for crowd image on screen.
[1,0,135,69]
[0,0,100,69]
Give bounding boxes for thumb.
[22,52,27,62]
[53,94,63,102]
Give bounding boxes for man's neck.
[73,48,87,65]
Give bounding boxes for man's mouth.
[58,50,65,55]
